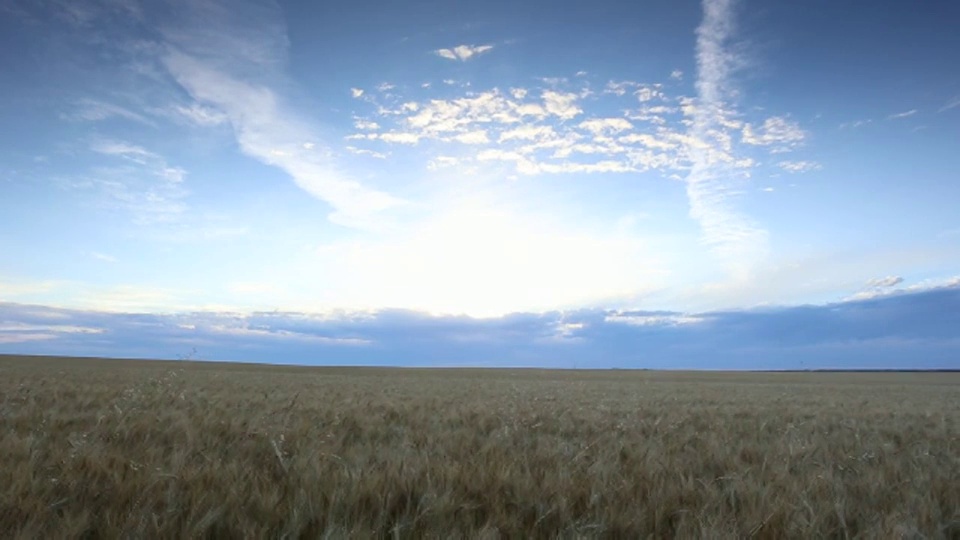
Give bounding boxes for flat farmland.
[1,355,957,538]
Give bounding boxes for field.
[1,354,958,538]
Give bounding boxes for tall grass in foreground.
[1,356,958,538]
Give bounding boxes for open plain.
[1,354,958,538]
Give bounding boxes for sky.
[1,0,959,368]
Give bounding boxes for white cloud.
[350,88,364,98]
[839,119,872,130]
[618,133,677,151]
[172,103,228,126]
[939,96,960,113]
[684,0,769,276]
[344,33,810,204]
[499,125,555,143]
[66,98,155,126]
[0,322,104,344]
[670,69,684,81]
[579,118,633,134]
[453,130,490,144]
[86,139,190,224]
[604,80,637,96]
[345,146,388,159]
[635,86,663,102]
[604,312,702,326]
[846,275,958,301]
[426,156,460,170]
[162,51,403,229]
[378,132,420,144]
[542,91,582,120]
[887,109,917,120]
[742,116,805,150]
[434,44,494,61]
[353,119,380,130]
[778,160,820,173]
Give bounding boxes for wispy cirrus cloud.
[938,96,960,113]
[65,98,155,126]
[434,44,494,61]
[159,0,403,229]
[778,160,821,173]
[75,138,189,224]
[684,0,768,276]
[887,109,917,120]
[168,103,228,126]
[839,118,872,129]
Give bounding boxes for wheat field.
[1,354,957,538]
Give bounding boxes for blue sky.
[1,0,958,368]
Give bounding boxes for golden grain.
[1,355,958,538]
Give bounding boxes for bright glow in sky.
[1,0,959,367]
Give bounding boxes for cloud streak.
[938,96,960,113]
[887,109,917,120]
[685,0,768,275]
[160,0,403,229]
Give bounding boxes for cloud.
[354,119,380,130]
[887,109,917,120]
[171,103,228,126]
[684,0,769,276]
[350,88,364,98]
[377,132,420,144]
[778,160,821,173]
[839,119,872,130]
[939,96,960,113]
[670,69,684,81]
[65,98,155,126]
[346,70,797,183]
[345,146,388,159]
[160,10,404,229]
[846,275,959,301]
[579,118,633,134]
[867,276,904,288]
[542,91,582,120]
[604,311,703,327]
[434,44,494,61]
[498,125,556,142]
[604,80,637,96]
[2,282,959,369]
[741,116,805,150]
[453,130,490,144]
[82,139,189,224]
